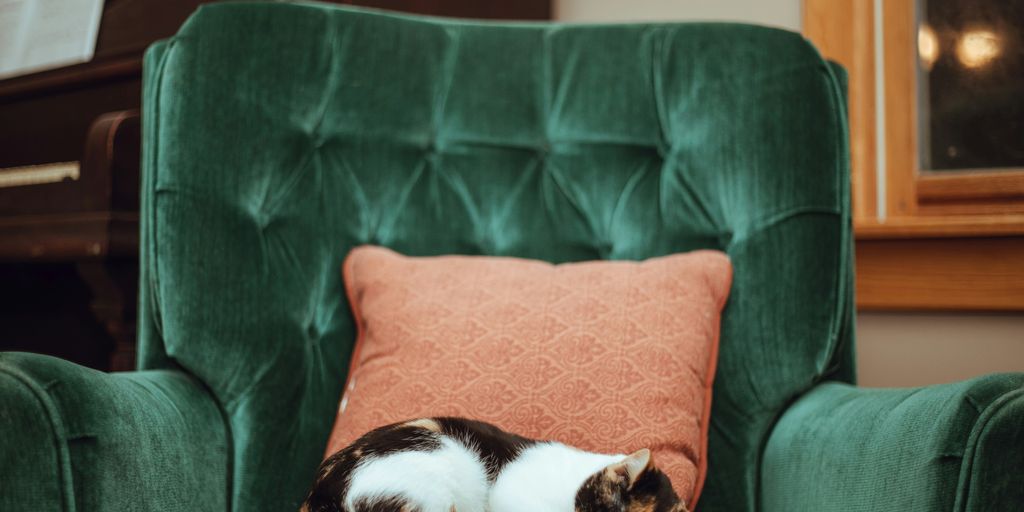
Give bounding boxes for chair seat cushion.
[324,245,732,506]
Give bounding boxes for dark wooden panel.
[0,213,138,262]
[0,263,116,371]
[856,237,1024,311]
[94,0,207,60]
[0,79,138,165]
[0,0,550,372]
[0,0,198,100]
[0,85,139,218]
[0,0,550,101]
[341,0,550,19]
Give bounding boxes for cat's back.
[346,434,485,512]
[305,418,530,512]
[489,443,625,512]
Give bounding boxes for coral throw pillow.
[326,246,732,507]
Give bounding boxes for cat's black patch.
[629,467,685,512]
[303,422,441,512]
[574,465,686,512]
[434,417,537,481]
[575,469,628,512]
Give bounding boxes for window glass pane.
[918,0,1024,171]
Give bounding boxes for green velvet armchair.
[2,3,1021,511]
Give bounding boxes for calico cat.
[303,417,688,512]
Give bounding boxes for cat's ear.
[610,448,652,488]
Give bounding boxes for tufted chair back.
[139,3,854,511]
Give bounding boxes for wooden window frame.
[804,0,1024,311]
[880,1,1024,220]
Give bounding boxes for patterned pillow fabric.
[325,245,732,506]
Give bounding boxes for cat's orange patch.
[627,499,657,512]
[404,418,441,432]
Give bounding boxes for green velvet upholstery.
[0,352,228,511]
[763,374,1024,511]
[138,4,854,510]
[0,2,1019,511]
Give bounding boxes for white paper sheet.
[0,0,104,80]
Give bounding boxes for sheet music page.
[0,0,104,80]
[0,0,31,77]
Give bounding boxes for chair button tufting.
[655,141,669,160]
[424,137,442,159]
[536,143,551,160]
[425,148,440,167]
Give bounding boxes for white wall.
[554,0,1024,389]
[554,0,802,32]
[857,313,1024,387]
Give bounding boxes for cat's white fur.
[344,436,625,512]
[490,443,626,512]
[345,437,488,512]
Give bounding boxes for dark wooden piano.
[0,0,549,371]
[0,1,209,371]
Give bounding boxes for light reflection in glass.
[956,29,1001,69]
[917,0,1024,171]
[918,24,940,69]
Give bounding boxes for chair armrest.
[762,374,1024,512]
[0,352,229,512]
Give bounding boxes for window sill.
[855,215,1024,239]
[854,220,1024,311]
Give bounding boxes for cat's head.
[574,449,687,512]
